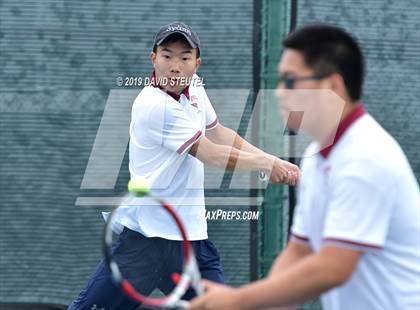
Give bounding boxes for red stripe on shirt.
[320,103,365,158]
[206,118,218,130]
[323,238,383,251]
[177,131,202,154]
[290,232,310,243]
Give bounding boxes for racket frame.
[102,195,203,309]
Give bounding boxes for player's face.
[276,49,326,133]
[151,40,201,94]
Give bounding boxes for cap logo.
[166,25,192,36]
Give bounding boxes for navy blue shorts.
[68,227,225,310]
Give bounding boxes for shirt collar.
[150,71,190,102]
[319,103,366,158]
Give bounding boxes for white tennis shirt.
[291,104,420,309]
[108,74,218,241]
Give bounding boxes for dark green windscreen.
[0,0,254,305]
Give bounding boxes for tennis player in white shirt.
[189,24,420,310]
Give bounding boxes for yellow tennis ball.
[127,177,150,197]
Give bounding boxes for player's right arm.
[207,124,299,185]
[189,135,290,184]
[268,240,313,277]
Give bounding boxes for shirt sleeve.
[322,164,395,252]
[147,100,202,155]
[201,88,218,130]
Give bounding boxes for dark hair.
[153,33,200,58]
[283,24,364,101]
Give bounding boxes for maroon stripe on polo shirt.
[177,131,202,154]
[290,232,310,243]
[323,238,383,251]
[206,118,219,130]
[320,103,365,158]
[166,90,181,102]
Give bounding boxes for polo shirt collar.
[320,103,366,158]
[150,71,190,102]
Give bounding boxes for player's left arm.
[206,124,300,180]
[188,246,362,310]
[206,123,266,156]
[202,88,293,168]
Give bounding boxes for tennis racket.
[102,177,203,309]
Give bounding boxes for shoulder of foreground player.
[331,114,412,178]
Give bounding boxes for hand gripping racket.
[102,177,203,309]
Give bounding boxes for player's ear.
[327,73,347,99]
[195,57,202,72]
[150,52,156,66]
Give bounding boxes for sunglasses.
[278,74,327,89]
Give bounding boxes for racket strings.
[103,197,201,309]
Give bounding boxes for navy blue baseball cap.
[153,22,200,52]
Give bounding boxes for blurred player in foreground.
[188,24,420,310]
